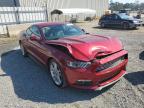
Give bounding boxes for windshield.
[41,24,85,40]
[118,14,133,20]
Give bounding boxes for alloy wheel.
[49,60,63,86]
[123,23,129,30]
[101,23,105,28]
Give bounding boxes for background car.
[99,13,142,29]
[19,22,128,90]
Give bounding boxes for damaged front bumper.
[96,70,126,91]
[64,50,128,90]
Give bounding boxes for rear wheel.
[100,22,105,28]
[49,59,67,88]
[133,27,137,29]
[20,43,28,57]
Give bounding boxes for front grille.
[98,70,121,84]
[96,55,127,72]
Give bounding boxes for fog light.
[76,80,92,86]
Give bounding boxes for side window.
[111,15,114,19]
[116,15,120,19]
[26,28,32,36]
[106,16,110,20]
[102,16,108,20]
[103,15,111,20]
[30,26,41,37]
[42,27,51,37]
[101,16,105,20]
[111,14,119,20]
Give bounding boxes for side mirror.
[82,29,89,34]
[82,29,85,32]
[30,35,41,41]
[23,32,27,37]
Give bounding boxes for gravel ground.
[0,37,18,55]
[0,22,144,108]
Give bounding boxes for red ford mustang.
[19,22,128,90]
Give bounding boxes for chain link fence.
[0,7,48,37]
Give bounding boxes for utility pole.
[43,0,48,22]
[13,0,17,7]
[13,0,20,24]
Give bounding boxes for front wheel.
[49,59,67,88]
[123,23,129,30]
[133,27,137,30]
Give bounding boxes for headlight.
[133,20,138,23]
[67,61,91,68]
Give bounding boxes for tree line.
[109,2,144,11]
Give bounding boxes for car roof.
[33,22,66,28]
[103,13,116,16]
[104,13,128,16]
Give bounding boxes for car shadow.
[139,51,144,60]
[124,71,144,85]
[0,49,111,104]
[92,26,138,31]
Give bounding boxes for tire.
[133,27,137,30]
[123,23,129,30]
[100,22,105,28]
[20,43,28,57]
[49,59,67,88]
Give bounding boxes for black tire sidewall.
[123,23,129,29]
[101,22,105,28]
[49,59,67,88]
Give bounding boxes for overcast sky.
[113,0,144,3]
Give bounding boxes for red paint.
[20,22,128,90]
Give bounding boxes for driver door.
[110,14,121,27]
[28,25,46,64]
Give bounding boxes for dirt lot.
[0,22,144,108]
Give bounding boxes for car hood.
[126,18,142,22]
[46,34,123,61]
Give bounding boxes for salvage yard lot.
[0,21,144,108]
